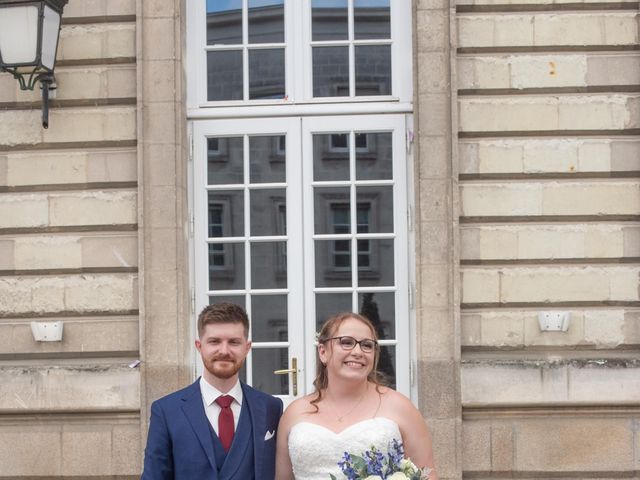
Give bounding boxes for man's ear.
[195,339,202,353]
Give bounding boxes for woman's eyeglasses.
[325,336,378,353]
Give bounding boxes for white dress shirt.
[199,377,243,435]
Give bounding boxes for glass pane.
[208,137,244,185]
[355,45,391,96]
[358,238,394,287]
[249,0,284,43]
[357,186,394,233]
[377,345,396,388]
[251,295,288,341]
[313,46,349,98]
[250,136,286,183]
[354,0,390,40]
[356,132,392,180]
[358,291,395,338]
[312,0,348,41]
[251,348,288,395]
[209,243,245,290]
[315,240,351,288]
[207,0,242,45]
[313,134,350,181]
[208,295,246,309]
[208,190,244,237]
[315,293,352,331]
[249,48,285,99]
[314,187,351,235]
[208,50,243,101]
[250,189,286,236]
[251,242,287,289]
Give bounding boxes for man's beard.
[204,356,244,379]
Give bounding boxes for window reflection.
[249,0,284,44]
[355,45,391,96]
[207,0,242,45]
[208,136,244,185]
[207,50,243,101]
[312,0,348,41]
[312,46,349,98]
[354,0,391,40]
[249,48,286,99]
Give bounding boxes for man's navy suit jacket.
[141,379,283,480]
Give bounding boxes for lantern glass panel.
[0,6,39,65]
[41,5,61,70]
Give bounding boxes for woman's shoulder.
[377,386,421,421]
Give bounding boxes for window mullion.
[348,0,355,98]
[243,0,249,101]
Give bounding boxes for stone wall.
[0,0,141,477]
[455,0,640,477]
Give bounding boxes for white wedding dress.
[288,417,402,480]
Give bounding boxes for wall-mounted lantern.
[0,0,68,128]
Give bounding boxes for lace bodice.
[288,417,402,480]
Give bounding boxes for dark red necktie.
[215,395,234,452]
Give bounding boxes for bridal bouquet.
[330,439,431,480]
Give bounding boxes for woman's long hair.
[309,312,382,412]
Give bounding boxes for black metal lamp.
[0,0,68,128]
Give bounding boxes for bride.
[275,312,438,480]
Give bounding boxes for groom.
[141,303,283,479]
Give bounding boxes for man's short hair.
[197,302,250,338]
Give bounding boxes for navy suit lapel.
[180,381,218,475]
[243,383,267,476]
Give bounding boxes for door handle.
[274,357,298,396]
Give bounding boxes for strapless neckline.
[290,416,399,436]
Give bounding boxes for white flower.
[363,476,383,480]
[388,473,409,480]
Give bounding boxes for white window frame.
[186,0,412,116]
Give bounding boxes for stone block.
[461,184,542,217]
[0,426,62,476]
[0,194,49,228]
[0,154,6,185]
[610,269,639,300]
[509,55,587,89]
[143,102,178,144]
[584,225,624,257]
[0,110,42,146]
[65,0,136,17]
[480,314,524,347]
[142,17,177,60]
[7,152,88,185]
[623,226,640,257]
[500,266,637,303]
[542,182,640,216]
[0,240,14,270]
[462,421,491,471]
[14,236,83,270]
[418,94,450,135]
[624,311,640,344]
[458,15,533,48]
[41,107,136,145]
[107,65,138,98]
[523,139,578,173]
[143,60,178,103]
[611,140,640,171]
[112,423,143,475]
[419,265,451,308]
[534,13,638,47]
[419,222,451,265]
[62,427,112,476]
[460,227,480,259]
[53,65,136,101]
[49,191,137,226]
[480,227,518,259]
[58,24,136,61]
[460,313,481,347]
[457,56,510,90]
[419,308,457,359]
[461,269,499,303]
[418,136,450,179]
[478,142,524,173]
[587,54,640,86]
[427,419,459,479]
[458,142,478,174]
[420,359,458,418]
[419,179,450,222]
[416,10,448,52]
[86,149,137,183]
[459,98,558,132]
[0,364,140,411]
[578,140,612,172]
[558,95,636,130]
[515,418,634,471]
[583,310,625,347]
[64,274,138,312]
[491,424,514,471]
[517,227,585,259]
[417,52,449,94]
[81,233,138,268]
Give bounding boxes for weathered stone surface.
[65,0,136,17]
[58,24,136,61]
[0,364,139,411]
[49,191,137,226]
